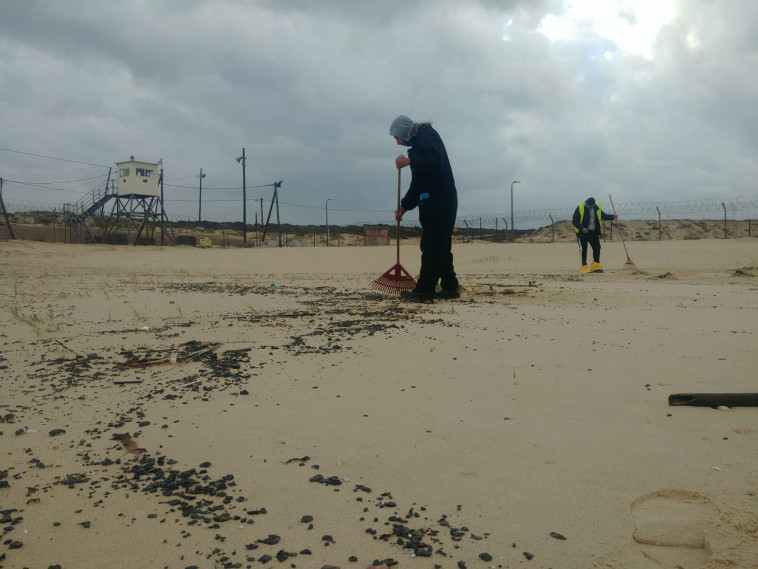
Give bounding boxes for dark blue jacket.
[400,124,457,219]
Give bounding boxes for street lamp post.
[236,149,247,244]
[325,198,332,246]
[510,180,521,242]
[197,168,206,222]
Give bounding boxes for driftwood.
[477,282,539,288]
[283,455,313,464]
[668,393,758,407]
[119,343,222,368]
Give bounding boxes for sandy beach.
[1,238,757,569]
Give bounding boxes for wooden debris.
[283,456,312,464]
[668,393,758,407]
[118,343,222,368]
[111,433,145,454]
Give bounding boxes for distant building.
[116,156,159,197]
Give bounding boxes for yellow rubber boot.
[580,264,591,274]
[591,261,604,273]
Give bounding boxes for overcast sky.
[2,0,757,226]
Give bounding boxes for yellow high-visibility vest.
[575,203,603,233]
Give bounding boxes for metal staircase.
[63,169,115,244]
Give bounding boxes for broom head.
[371,263,417,294]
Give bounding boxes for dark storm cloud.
[1,0,756,224]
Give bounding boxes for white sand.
[1,238,757,569]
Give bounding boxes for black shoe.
[400,289,434,303]
[434,289,460,300]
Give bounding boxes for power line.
[164,183,244,191]
[164,175,198,181]
[0,146,111,169]
[3,160,385,213]
[2,177,109,194]
[164,182,286,191]
[5,174,108,185]
[275,199,388,213]
[2,180,92,194]
[167,197,265,204]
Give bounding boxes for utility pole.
[197,168,206,222]
[236,149,247,244]
[261,180,284,245]
[0,178,16,239]
[158,160,164,246]
[274,180,282,246]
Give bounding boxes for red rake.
[608,194,638,269]
[371,169,417,294]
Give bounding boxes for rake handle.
[396,168,401,264]
[608,194,630,258]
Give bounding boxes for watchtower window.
[119,168,130,177]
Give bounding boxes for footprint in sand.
[593,489,719,569]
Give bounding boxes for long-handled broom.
[608,194,637,269]
[371,169,417,293]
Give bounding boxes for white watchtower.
[64,156,174,245]
[117,157,160,197]
[98,156,174,245]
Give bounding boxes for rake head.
[371,263,417,294]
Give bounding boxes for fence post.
[657,206,661,240]
[722,203,727,239]
[549,215,555,243]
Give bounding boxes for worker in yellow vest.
[572,197,617,274]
